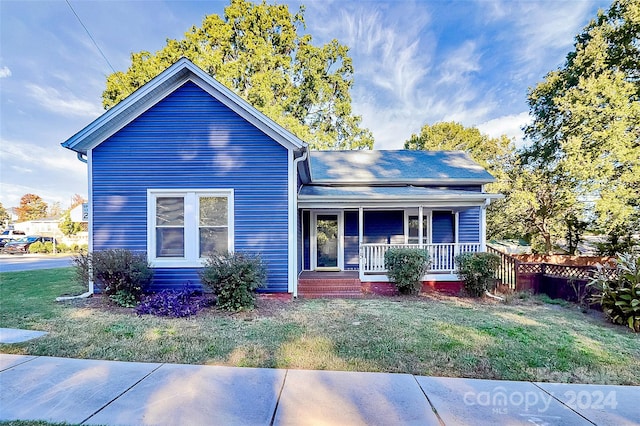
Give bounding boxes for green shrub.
[28,241,45,253]
[455,252,500,297]
[56,242,69,253]
[200,251,266,311]
[384,248,430,295]
[589,252,640,332]
[43,241,54,253]
[109,290,138,308]
[72,249,153,300]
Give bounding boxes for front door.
[313,212,343,271]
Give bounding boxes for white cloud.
[0,138,85,174]
[438,41,481,85]
[26,84,103,117]
[488,1,597,69]
[0,138,87,208]
[477,111,531,147]
[323,4,432,105]
[0,66,11,78]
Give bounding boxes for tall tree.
[70,194,86,210]
[0,202,9,227]
[15,194,48,222]
[103,0,373,150]
[525,0,640,249]
[47,202,63,218]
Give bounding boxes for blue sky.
[0,0,610,210]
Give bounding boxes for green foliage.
[200,251,266,311]
[455,252,500,297]
[43,242,53,253]
[15,193,48,222]
[73,249,152,299]
[102,0,373,150]
[589,252,640,332]
[58,211,83,236]
[384,248,429,295]
[525,0,640,245]
[55,243,69,253]
[109,290,138,308]
[0,202,9,225]
[28,241,45,254]
[489,157,583,254]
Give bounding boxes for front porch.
[299,206,487,284]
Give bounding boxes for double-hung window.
[148,189,234,267]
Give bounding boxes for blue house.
[62,58,500,297]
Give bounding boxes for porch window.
[148,189,234,267]
[407,215,429,244]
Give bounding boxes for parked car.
[2,236,56,254]
[0,237,13,248]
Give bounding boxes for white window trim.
[147,188,234,268]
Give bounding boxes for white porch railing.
[360,243,482,274]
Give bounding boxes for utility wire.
[65,0,117,74]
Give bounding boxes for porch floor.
[299,271,359,279]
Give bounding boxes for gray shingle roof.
[309,150,494,184]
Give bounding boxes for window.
[148,189,234,267]
[408,215,429,244]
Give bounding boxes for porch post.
[358,206,364,281]
[454,211,460,262]
[481,201,488,252]
[418,206,424,249]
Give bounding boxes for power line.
[65,0,117,74]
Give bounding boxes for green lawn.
[1,268,639,385]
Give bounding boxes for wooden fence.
[487,245,616,302]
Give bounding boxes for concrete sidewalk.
[1,354,638,425]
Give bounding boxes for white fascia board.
[62,58,306,154]
[297,194,503,209]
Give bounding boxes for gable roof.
[62,58,306,154]
[308,150,495,185]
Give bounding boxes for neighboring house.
[14,217,61,236]
[62,58,500,296]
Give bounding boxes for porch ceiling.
[298,185,502,208]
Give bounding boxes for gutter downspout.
[291,148,308,298]
[57,151,92,301]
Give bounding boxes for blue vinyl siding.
[363,211,404,244]
[432,211,455,243]
[91,81,290,292]
[344,210,359,269]
[458,207,481,243]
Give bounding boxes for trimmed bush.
[28,241,45,253]
[384,248,430,295]
[136,287,214,317]
[455,252,500,297]
[589,252,640,332]
[43,241,54,253]
[72,249,153,300]
[200,251,266,311]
